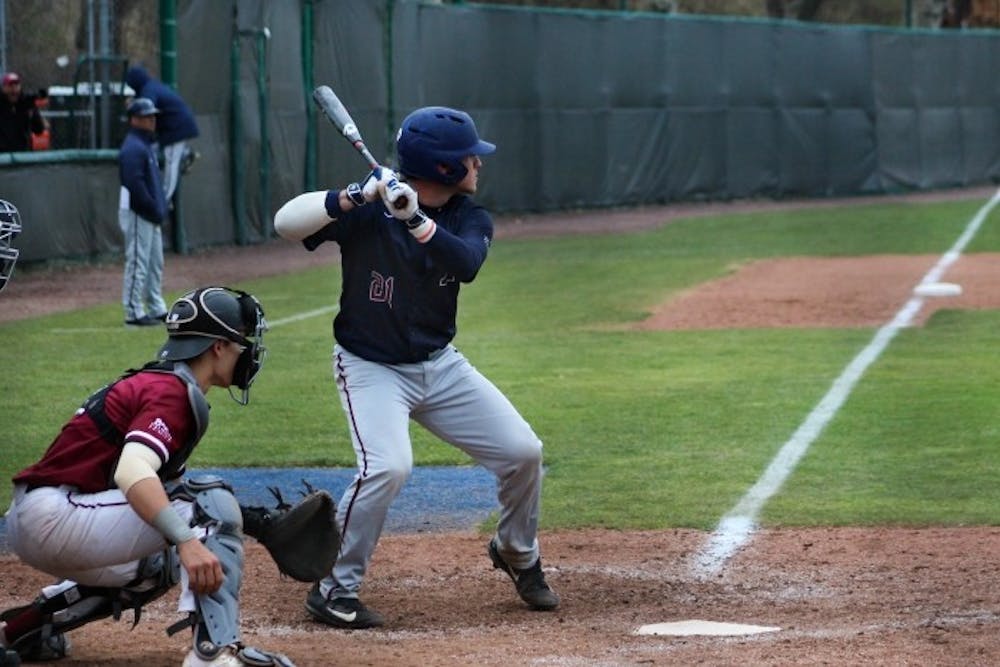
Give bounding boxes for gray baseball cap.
[126,97,159,117]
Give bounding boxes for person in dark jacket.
[125,66,199,202]
[119,97,169,327]
[0,72,45,152]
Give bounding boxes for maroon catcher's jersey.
[13,371,198,493]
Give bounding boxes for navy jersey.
[303,194,492,363]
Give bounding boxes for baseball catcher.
[0,287,301,666]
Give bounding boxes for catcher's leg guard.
[1,550,177,661]
[170,474,245,661]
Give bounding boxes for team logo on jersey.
[369,270,394,308]
[148,417,173,443]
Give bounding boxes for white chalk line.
[691,186,1000,579]
[48,304,338,334]
[265,304,338,328]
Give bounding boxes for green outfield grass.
[2,195,999,531]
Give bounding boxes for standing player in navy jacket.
[119,97,168,327]
[126,66,200,203]
[274,106,560,629]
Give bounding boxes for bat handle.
[362,152,408,208]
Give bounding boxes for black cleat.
[305,583,384,629]
[488,538,560,610]
[9,630,70,662]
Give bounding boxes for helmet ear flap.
[234,290,260,336]
[435,160,465,184]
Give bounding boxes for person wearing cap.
[119,97,169,327]
[0,287,297,666]
[0,71,46,152]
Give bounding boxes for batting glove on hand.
[363,167,396,202]
[379,178,419,220]
[345,168,396,207]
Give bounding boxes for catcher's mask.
[395,106,496,185]
[0,199,22,294]
[158,286,268,405]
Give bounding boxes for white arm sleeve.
[113,441,163,493]
[274,190,336,241]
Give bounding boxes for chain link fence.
[0,0,158,150]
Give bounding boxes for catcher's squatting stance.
[273,105,560,630]
[1,287,339,667]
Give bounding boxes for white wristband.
[405,210,436,243]
[152,506,196,545]
[409,219,436,243]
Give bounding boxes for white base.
[635,619,781,636]
[913,282,962,297]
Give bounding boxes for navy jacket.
[119,127,167,224]
[125,66,199,145]
[303,194,492,364]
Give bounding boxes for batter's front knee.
[507,429,545,468]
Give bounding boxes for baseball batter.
[274,105,559,629]
[0,287,295,667]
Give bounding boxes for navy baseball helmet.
[158,286,268,404]
[396,106,496,185]
[126,97,159,117]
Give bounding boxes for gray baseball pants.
[320,343,545,600]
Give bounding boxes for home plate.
[635,620,781,636]
[913,282,962,297]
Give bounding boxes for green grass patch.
[3,196,999,532]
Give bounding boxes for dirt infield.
[4,529,1000,666]
[3,189,1000,665]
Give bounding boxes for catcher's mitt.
[241,481,340,582]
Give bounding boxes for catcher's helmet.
[395,106,496,185]
[158,286,268,404]
[0,199,22,294]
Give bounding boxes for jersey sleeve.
[120,376,195,468]
[423,203,493,282]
